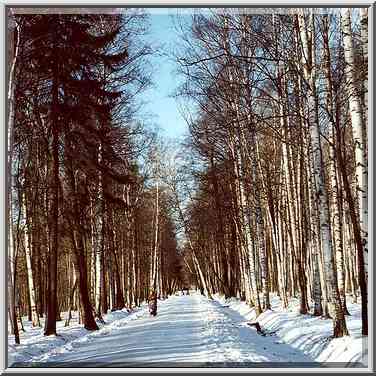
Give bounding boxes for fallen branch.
[247,322,266,336]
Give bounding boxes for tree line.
[7,7,368,345]
[7,10,183,344]
[173,8,368,338]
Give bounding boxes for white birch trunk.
[253,137,270,310]
[342,8,368,278]
[306,133,327,315]
[8,15,20,343]
[360,8,368,145]
[192,250,211,299]
[127,248,132,306]
[95,143,103,317]
[321,14,348,314]
[90,194,96,305]
[151,178,159,291]
[22,191,40,327]
[298,10,348,336]
[132,239,137,304]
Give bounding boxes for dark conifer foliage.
[18,13,132,335]
[8,10,182,341]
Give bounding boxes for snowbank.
[213,293,367,367]
[8,302,149,367]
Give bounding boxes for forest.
[7,6,368,355]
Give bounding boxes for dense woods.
[8,7,368,347]
[7,10,183,343]
[174,8,368,338]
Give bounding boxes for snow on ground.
[8,304,147,367]
[213,293,367,367]
[8,292,366,368]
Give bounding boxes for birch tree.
[7,11,21,344]
[341,7,368,336]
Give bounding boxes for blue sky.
[142,10,189,139]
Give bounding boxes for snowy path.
[27,293,315,367]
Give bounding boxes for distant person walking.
[148,290,158,316]
[181,287,189,295]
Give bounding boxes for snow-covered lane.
[27,293,315,367]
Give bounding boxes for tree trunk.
[44,39,59,337]
[72,232,99,331]
[64,273,77,327]
[321,15,349,316]
[298,11,348,337]
[22,191,40,327]
[7,13,20,345]
[95,144,105,319]
[341,8,368,336]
